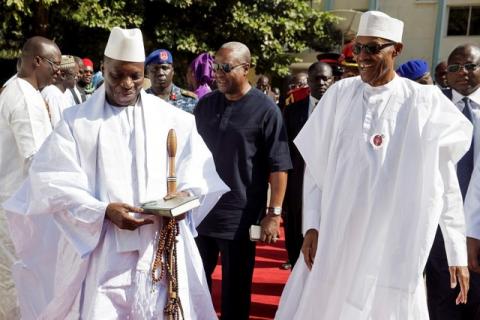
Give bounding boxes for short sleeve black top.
[194,88,292,240]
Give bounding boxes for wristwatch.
[266,206,282,216]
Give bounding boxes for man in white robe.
[0,36,60,320]
[276,11,471,320]
[3,27,228,319]
[41,55,78,127]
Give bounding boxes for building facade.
[296,0,480,72]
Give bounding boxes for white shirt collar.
[363,73,399,94]
[362,75,399,120]
[452,87,480,107]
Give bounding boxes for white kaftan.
[41,84,73,127]
[0,77,52,319]
[3,86,228,319]
[276,76,471,320]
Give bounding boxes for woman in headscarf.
[187,52,214,99]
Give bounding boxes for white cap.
[104,27,145,62]
[357,11,403,43]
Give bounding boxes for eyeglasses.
[352,42,396,55]
[446,63,479,73]
[213,62,247,73]
[40,56,61,71]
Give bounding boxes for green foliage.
[0,0,337,77]
[67,0,143,28]
[143,0,337,76]
[0,0,144,61]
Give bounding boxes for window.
[447,6,480,36]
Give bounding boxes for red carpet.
[211,226,291,320]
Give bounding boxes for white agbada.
[0,77,52,319]
[3,86,229,320]
[41,84,73,127]
[276,76,471,320]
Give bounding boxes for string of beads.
[152,217,184,320]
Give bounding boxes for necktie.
[457,97,474,200]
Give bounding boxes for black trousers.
[426,227,480,320]
[284,207,304,266]
[195,234,256,320]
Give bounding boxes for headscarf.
[190,52,214,98]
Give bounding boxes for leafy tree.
[0,0,337,81]
[143,0,337,76]
[0,0,143,60]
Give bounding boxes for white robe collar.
[71,86,168,252]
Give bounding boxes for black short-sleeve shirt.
[194,87,292,239]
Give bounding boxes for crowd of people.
[0,9,479,320]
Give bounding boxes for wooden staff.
[151,128,184,320]
[167,129,177,195]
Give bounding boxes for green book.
[141,196,200,218]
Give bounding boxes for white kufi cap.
[104,27,145,62]
[357,11,403,43]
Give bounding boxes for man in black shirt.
[194,41,292,320]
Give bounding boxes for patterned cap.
[61,55,76,69]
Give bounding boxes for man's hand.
[467,237,480,274]
[449,266,469,305]
[302,229,318,270]
[260,215,281,244]
[105,202,153,230]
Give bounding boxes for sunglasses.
[447,63,479,73]
[352,42,396,55]
[213,62,247,73]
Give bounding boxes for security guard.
[145,49,198,113]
